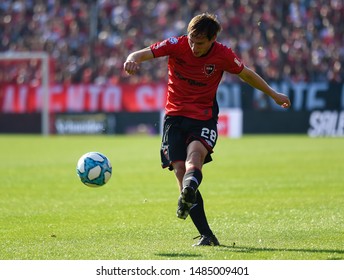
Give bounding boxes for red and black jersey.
[150,35,244,120]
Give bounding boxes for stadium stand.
[0,0,343,84]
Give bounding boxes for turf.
[0,134,343,260]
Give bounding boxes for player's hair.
[187,13,222,40]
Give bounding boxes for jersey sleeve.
[223,46,245,74]
[150,36,180,58]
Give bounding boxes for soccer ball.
[76,152,112,187]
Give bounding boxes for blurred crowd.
[0,0,343,85]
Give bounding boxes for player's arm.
[238,66,291,108]
[124,47,154,75]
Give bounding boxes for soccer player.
[123,13,291,246]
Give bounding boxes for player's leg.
[177,141,219,245]
[178,118,220,245]
[176,140,207,219]
[172,140,206,191]
[160,116,219,245]
[177,117,217,220]
[190,190,220,246]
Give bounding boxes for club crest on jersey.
[204,64,215,76]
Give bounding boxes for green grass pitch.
[0,134,343,260]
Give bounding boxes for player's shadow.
[155,253,202,258]
[155,246,344,260]
[216,244,344,259]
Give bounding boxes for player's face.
[188,34,216,57]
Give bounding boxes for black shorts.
[160,115,218,170]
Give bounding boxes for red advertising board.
[0,83,167,113]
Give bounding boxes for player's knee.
[173,162,186,177]
[186,151,204,169]
[186,141,207,168]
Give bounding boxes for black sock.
[189,190,213,236]
[183,168,202,191]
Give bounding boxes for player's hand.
[273,93,291,109]
[124,60,139,75]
